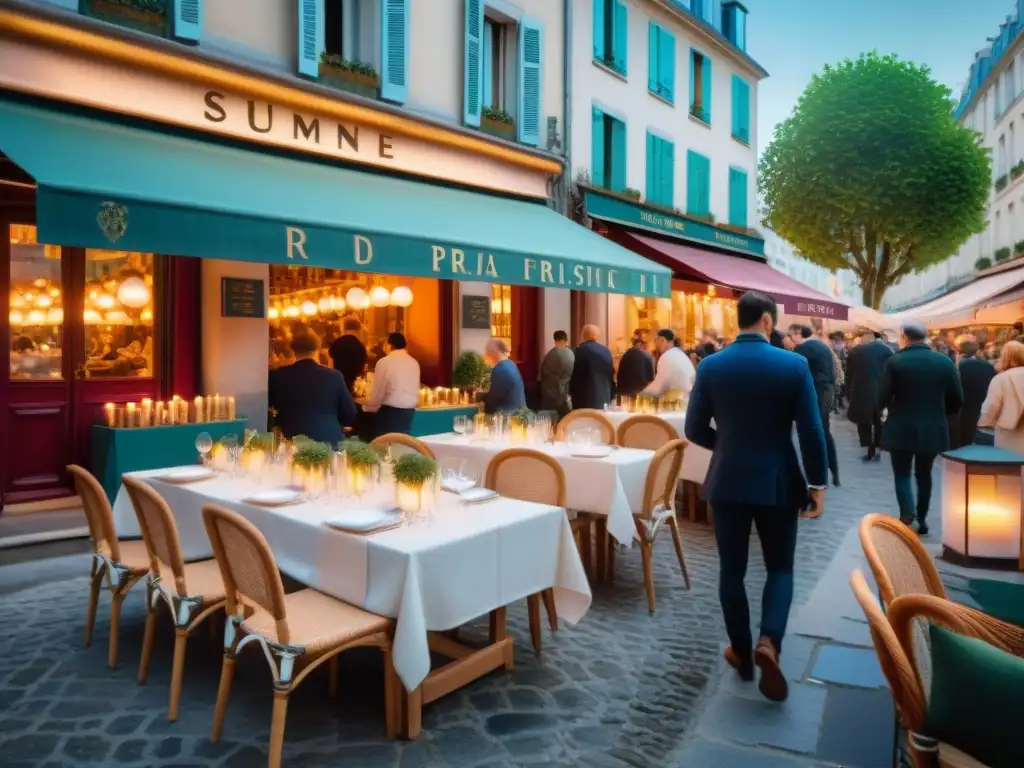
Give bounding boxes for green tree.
[759,52,991,308]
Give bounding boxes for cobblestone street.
[0,421,906,767]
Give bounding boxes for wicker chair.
[859,513,946,610]
[67,465,150,668]
[121,477,227,721]
[202,504,397,765]
[484,448,587,653]
[370,433,435,460]
[555,409,617,445]
[628,439,691,612]
[615,414,680,450]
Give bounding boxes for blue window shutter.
[686,150,697,213]
[613,0,628,75]
[592,107,606,187]
[660,28,675,103]
[610,119,626,192]
[661,139,674,208]
[482,22,493,108]
[689,50,696,109]
[645,131,656,201]
[463,0,484,126]
[172,0,201,42]
[593,0,605,61]
[700,155,711,214]
[648,22,658,93]
[687,150,710,215]
[518,18,543,146]
[702,56,713,123]
[297,0,322,79]
[730,75,739,136]
[380,0,409,103]
[729,168,748,227]
[741,80,750,137]
[732,76,749,140]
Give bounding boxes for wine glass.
[440,457,476,493]
[195,432,213,465]
[222,434,240,475]
[453,415,468,437]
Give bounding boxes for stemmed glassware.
[195,432,213,466]
[222,434,241,476]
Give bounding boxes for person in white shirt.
[643,329,696,397]
[363,332,420,438]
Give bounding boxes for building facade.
[882,2,1024,311]
[762,229,862,309]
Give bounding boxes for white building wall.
[761,229,863,308]
[569,0,760,223]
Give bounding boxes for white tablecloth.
[112,471,591,691]
[420,434,651,545]
[600,410,713,484]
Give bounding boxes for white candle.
[212,394,222,421]
[103,403,116,428]
[141,398,153,428]
[115,406,125,429]
[227,396,236,421]
[155,401,165,426]
[194,396,204,424]
[125,403,136,429]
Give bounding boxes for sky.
[745,0,1020,155]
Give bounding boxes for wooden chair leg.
[578,522,593,580]
[84,562,103,648]
[404,685,423,741]
[641,542,656,613]
[107,591,125,668]
[595,518,608,583]
[268,689,290,768]
[328,656,339,698]
[686,483,698,522]
[526,593,542,654]
[541,588,558,633]
[607,535,616,584]
[138,602,157,684]
[210,653,236,743]
[382,647,399,740]
[668,517,691,590]
[167,628,188,722]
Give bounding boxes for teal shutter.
[731,75,749,141]
[659,28,675,103]
[380,0,409,103]
[729,168,748,227]
[689,50,696,112]
[702,56,713,123]
[687,150,710,215]
[297,0,322,79]
[172,0,201,42]
[592,107,606,187]
[645,132,656,201]
[610,118,626,192]
[648,22,658,93]
[660,139,674,207]
[463,0,484,127]
[612,0,628,74]
[518,18,543,146]
[482,21,493,108]
[593,0,605,61]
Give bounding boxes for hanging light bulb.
[27,309,45,325]
[10,294,25,309]
[96,294,115,309]
[47,308,64,325]
[370,285,391,307]
[33,278,47,289]
[35,294,52,308]
[334,296,346,312]
[390,285,414,307]
[318,296,334,313]
[301,300,318,316]
[140,309,153,322]
[48,286,60,298]
[9,309,24,325]
[83,309,102,325]
[23,292,35,303]
[284,305,300,318]
[345,286,370,310]
[105,310,130,325]
[117,275,151,309]
[268,306,280,320]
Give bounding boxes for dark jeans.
[857,417,882,451]
[712,503,799,655]
[372,405,415,439]
[890,451,937,523]
[816,383,839,481]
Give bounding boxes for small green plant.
[995,174,1009,192]
[689,103,710,123]
[975,256,993,271]
[392,453,437,487]
[453,351,489,390]
[510,405,533,426]
[319,54,378,80]
[244,431,275,453]
[622,188,642,201]
[292,440,333,471]
[995,247,1012,262]
[482,106,515,125]
[97,0,167,13]
[339,439,381,471]
[1014,240,1024,255]
[1012,160,1024,180]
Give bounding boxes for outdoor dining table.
[598,409,713,484]
[112,469,591,738]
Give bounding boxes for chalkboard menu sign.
[461,295,491,330]
[221,277,265,318]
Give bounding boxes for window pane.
[490,284,512,351]
[9,225,63,380]
[84,250,155,378]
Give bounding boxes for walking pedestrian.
[846,329,893,461]
[978,341,1024,452]
[951,339,995,448]
[789,325,841,486]
[685,292,826,704]
[540,330,574,419]
[616,332,655,398]
[879,321,963,535]
[569,324,615,410]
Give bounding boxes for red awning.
[615,232,850,321]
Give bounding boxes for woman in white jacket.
[978,341,1024,452]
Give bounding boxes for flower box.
[481,114,516,141]
[318,60,380,100]
[83,0,168,37]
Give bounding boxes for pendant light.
[346,286,370,310]
[370,285,391,307]
[390,285,414,307]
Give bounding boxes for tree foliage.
[759,52,991,308]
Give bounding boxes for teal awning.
[0,98,670,298]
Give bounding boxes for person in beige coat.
[978,341,1024,453]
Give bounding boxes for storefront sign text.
[795,302,837,318]
[221,277,265,318]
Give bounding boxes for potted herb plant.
[318,54,380,99]
[291,439,332,489]
[339,439,381,496]
[453,351,490,392]
[82,0,168,37]
[481,106,516,141]
[392,453,437,515]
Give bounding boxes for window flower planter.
[82,0,168,37]
[318,58,380,100]
[481,109,516,141]
[995,174,1009,192]
[689,104,710,124]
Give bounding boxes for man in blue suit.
[479,338,526,414]
[685,292,827,703]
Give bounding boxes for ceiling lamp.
[318,296,334,313]
[301,300,318,316]
[33,278,47,289]
[370,285,391,307]
[47,308,64,325]
[105,310,130,325]
[268,306,280,320]
[346,286,370,310]
[390,285,413,307]
[83,309,102,325]
[117,275,151,309]
[140,309,153,322]
[96,294,116,309]
[10,294,25,309]
[283,305,300,318]
[48,287,60,298]
[9,310,23,325]
[27,309,45,325]
[334,296,346,312]
[35,294,52,308]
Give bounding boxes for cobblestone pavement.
[0,420,901,767]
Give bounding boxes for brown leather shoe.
[755,637,788,702]
[724,646,754,681]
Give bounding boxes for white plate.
[159,466,216,484]
[442,477,476,494]
[569,445,613,458]
[243,487,306,507]
[460,487,498,504]
[325,508,400,532]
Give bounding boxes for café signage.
[584,189,766,257]
[221,277,265,318]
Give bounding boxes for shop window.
[8,225,62,381]
[84,250,155,378]
[324,0,376,68]
[482,16,511,112]
[490,284,512,350]
[689,50,711,124]
[592,106,626,192]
